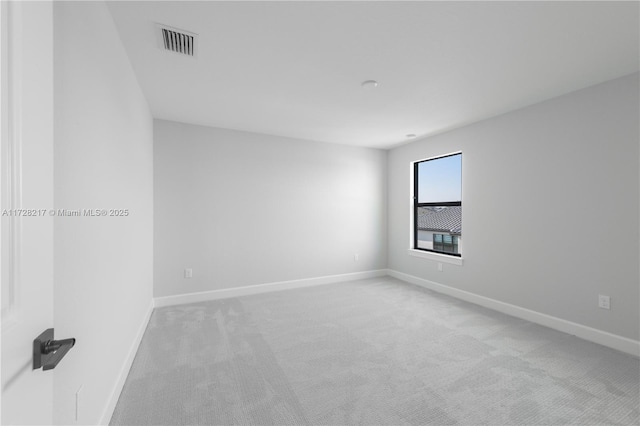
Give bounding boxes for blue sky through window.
[417,154,461,203]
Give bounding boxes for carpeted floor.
[110,277,640,425]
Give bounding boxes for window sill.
[407,249,464,266]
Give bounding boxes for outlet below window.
[598,295,610,310]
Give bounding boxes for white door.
[1,2,55,424]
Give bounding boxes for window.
[433,234,459,254]
[413,153,462,257]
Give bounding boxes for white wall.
[154,120,387,298]
[53,2,153,424]
[388,73,640,341]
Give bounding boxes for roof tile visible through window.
[417,206,461,235]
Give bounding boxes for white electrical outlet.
[184,268,193,278]
[598,295,610,310]
[354,253,359,262]
[437,262,443,272]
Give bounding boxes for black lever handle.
[42,338,76,355]
[33,329,76,371]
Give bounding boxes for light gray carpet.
[110,277,640,425]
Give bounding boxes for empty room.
[1,1,639,425]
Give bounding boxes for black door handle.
[33,328,76,371]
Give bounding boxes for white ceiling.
[107,1,639,149]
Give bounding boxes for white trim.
[387,269,640,357]
[153,270,388,308]
[407,249,463,265]
[99,300,154,426]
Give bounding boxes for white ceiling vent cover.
[156,24,198,57]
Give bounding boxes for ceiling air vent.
[156,24,198,57]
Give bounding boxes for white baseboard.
[153,269,388,308]
[387,269,640,357]
[99,300,154,425]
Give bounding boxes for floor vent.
[156,24,197,57]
